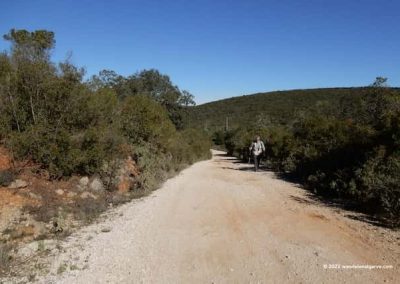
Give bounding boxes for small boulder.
[79,177,89,187]
[80,192,97,199]
[77,176,90,191]
[100,227,111,233]
[55,189,64,196]
[8,179,28,189]
[90,178,104,192]
[80,192,90,199]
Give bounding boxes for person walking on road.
[249,136,265,172]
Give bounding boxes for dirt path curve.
[41,150,399,284]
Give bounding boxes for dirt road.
[40,150,399,283]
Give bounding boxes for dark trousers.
[254,154,261,171]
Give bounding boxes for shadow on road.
[221,155,397,229]
[213,153,229,157]
[289,192,395,229]
[221,165,272,172]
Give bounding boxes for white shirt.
[250,141,265,156]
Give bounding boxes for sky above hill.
[1,0,399,103]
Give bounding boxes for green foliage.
[7,125,121,178]
[0,29,211,187]
[211,130,225,146]
[4,29,55,50]
[185,88,382,131]
[357,147,400,216]
[131,128,211,191]
[119,94,176,146]
[89,69,195,129]
[176,128,212,162]
[224,129,252,157]
[263,126,296,171]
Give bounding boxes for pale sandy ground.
[35,150,398,283]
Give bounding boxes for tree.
[87,69,125,91]
[0,52,20,134]
[108,69,192,129]
[179,90,196,106]
[118,94,176,146]
[3,29,55,61]
[3,29,56,126]
[371,76,388,88]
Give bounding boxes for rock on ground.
[8,179,28,189]
[89,178,104,192]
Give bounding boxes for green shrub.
[8,123,125,178]
[119,94,176,146]
[357,148,400,219]
[179,128,212,161]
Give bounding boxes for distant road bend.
[42,150,399,283]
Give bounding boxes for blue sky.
[1,0,399,104]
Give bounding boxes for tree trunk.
[7,90,21,132]
[30,93,36,124]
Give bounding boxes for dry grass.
[0,244,11,271]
